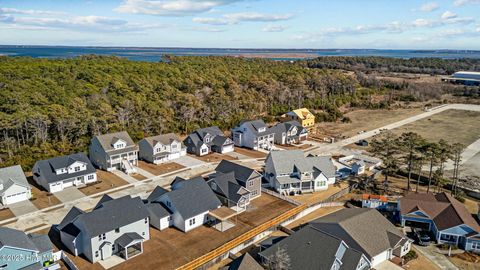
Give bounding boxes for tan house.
[282,108,315,130]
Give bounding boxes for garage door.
[63,180,74,188]
[405,220,430,230]
[222,145,234,153]
[4,192,29,205]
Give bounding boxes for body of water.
[1,46,480,62]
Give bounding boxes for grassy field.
[391,109,480,146]
[314,107,422,138]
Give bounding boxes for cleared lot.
[292,182,350,206]
[27,176,62,209]
[78,170,129,196]
[190,152,235,163]
[391,109,480,146]
[0,208,15,221]
[234,148,267,159]
[112,194,295,270]
[137,160,185,176]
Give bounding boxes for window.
[251,190,258,196]
[74,166,80,172]
[115,228,120,233]
[112,245,115,251]
[472,242,480,250]
[98,233,106,241]
[189,218,196,226]
[211,182,217,190]
[166,201,171,207]
[88,174,94,180]
[142,232,145,236]
[248,180,254,187]
[168,216,172,221]
[145,217,148,224]
[95,251,99,257]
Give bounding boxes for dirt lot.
[276,143,313,150]
[137,160,185,176]
[391,109,480,146]
[191,152,235,163]
[292,182,350,206]
[0,208,15,221]
[130,173,147,181]
[448,252,480,270]
[314,107,422,139]
[234,148,267,159]
[78,170,129,196]
[27,176,62,209]
[112,194,295,270]
[403,247,441,270]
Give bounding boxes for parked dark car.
[414,228,431,246]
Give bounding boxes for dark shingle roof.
[66,196,149,237]
[147,202,172,219]
[310,208,407,259]
[208,172,249,204]
[339,248,363,270]
[58,206,85,231]
[215,160,261,184]
[147,186,169,202]
[114,232,144,248]
[166,177,221,220]
[33,153,96,184]
[94,194,114,210]
[222,253,263,270]
[28,234,54,253]
[235,120,273,136]
[0,227,38,252]
[259,226,344,270]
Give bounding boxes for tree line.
[370,131,464,196]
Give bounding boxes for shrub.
[404,250,418,262]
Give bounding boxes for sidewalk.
[414,245,458,270]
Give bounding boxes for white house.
[264,150,336,196]
[32,153,97,193]
[89,131,138,174]
[0,165,32,205]
[231,120,274,150]
[362,194,388,209]
[138,133,186,164]
[149,177,222,232]
[58,195,150,263]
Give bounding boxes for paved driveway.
[224,151,249,160]
[375,260,403,270]
[54,187,86,203]
[415,245,458,270]
[175,156,206,167]
[9,200,39,216]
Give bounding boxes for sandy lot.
[234,148,267,159]
[27,176,62,209]
[293,182,350,206]
[391,109,480,146]
[78,170,129,196]
[0,208,15,221]
[403,247,441,270]
[191,152,235,163]
[137,160,185,176]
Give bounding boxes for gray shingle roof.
[93,131,138,154]
[147,186,169,202]
[33,153,96,184]
[28,234,54,253]
[0,165,30,195]
[66,195,149,238]
[141,133,182,147]
[310,208,407,259]
[147,202,172,219]
[114,232,144,248]
[215,160,261,184]
[259,225,345,270]
[184,126,231,149]
[339,248,363,270]
[208,172,249,204]
[166,177,221,220]
[0,227,38,252]
[94,194,114,210]
[267,150,336,178]
[270,120,307,140]
[222,253,263,270]
[235,120,273,136]
[58,206,85,231]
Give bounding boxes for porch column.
[124,247,128,260]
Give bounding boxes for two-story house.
[149,177,222,232]
[399,192,480,253]
[362,194,388,209]
[138,133,186,164]
[270,120,308,145]
[215,160,262,199]
[58,195,150,263]
[32,153,97,193]
[89,131,138,174]
[0,165,32,205]
[0,227,57,270]
[281,108,315,130]
[231,120,274,150]
[264,150,336,196]
[184,126,234,156]
[207,171,251,212]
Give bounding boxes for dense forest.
[302,56,480,75]
[0,55,475,169]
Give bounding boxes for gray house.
[89,131,138,174]
[270,120,308,145]
[310,208,412,268]
[215,160,262,199]
[184,126,234,156]
[207,172,251,211]
[0,227,56,270]
[32,153,97,193]
[138,133,186,164]
[0,165,32,205]
[221,252,263,270]
[264,150,336,196]
[231,120,274,150]
[149,177,222,232]
[58,195,150,263]
[259,225,371,270]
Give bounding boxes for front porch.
[114,232,144,260]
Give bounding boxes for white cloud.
[418,2,440,12]
[115,0,242,16]
[441,11,457,20]
[437,28,466,37]
[0,7,65,16]
[194,12,292,25]
[262,25,287,32]
[453,0,480,6]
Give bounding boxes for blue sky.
[0,0,479,49]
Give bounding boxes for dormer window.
[112,139,127,149]
[74,166,80,172]
[258,127,266,133]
